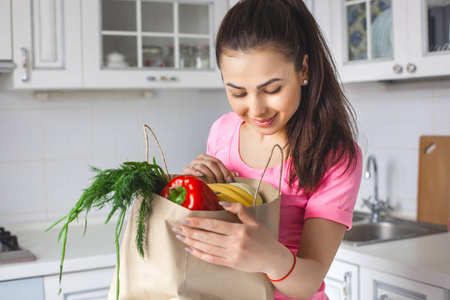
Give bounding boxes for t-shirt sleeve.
[304,147,363,230]
[206,112,239,158]
[206,117,221,157]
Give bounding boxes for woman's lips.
[251,113,277,128]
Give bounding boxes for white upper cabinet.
[0,0,12,61]
[81,0,227,89]
[6,0,83,89]
[2,0,228,90]
[331,0,450,83]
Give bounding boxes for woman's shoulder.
[210,112,242,132]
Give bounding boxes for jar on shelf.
[179,44,192,68]
[191,45,210,69]
[143,46,165,68]
[166,45,175,68]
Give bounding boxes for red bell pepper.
[160,175,222,211]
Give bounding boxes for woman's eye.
[231,93,247,98]
[265,86,282,95]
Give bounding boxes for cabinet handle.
[146,76,178,82]
[343,271,352,300]
[406,63,417,73]
[20,48,29,82]
[393,64,403,74]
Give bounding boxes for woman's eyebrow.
[226,78,282,90]
[226,83,245,90]
[257,78,282,89]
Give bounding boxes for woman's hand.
[172,202,292,276]
[183,153,238,183]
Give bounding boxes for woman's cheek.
[228,99,246,117]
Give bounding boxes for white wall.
[0,79,449,225]
[347,79,450,219]
[0,89,231,224]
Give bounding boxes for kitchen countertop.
[335,232,450,289]
[0,216,121,282]
[1,217,450,289]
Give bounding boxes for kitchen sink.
[343,212,448,246]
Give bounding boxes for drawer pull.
[146,76,178,82]
[393,64,403,74]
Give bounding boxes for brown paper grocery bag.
[108,126,282,300]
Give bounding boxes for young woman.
[173,0,363,299]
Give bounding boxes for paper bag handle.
[143,124,170,180]
[254,144,284,206]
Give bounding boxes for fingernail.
[219,201,232,207]
[172,227,183,234]
[185,247,194,254]
[195,171,204,176]
[179,220,192,226]
[233,171,239,177]
[226,176,233,183]
[176,234,186,241]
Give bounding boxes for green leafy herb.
[46,159,168,300]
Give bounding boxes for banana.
[207,183,262,207]
[229,182,263,205]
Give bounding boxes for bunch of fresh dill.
[46,159,168,299]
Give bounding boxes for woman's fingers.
[183,154,236,183]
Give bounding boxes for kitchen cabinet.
[0,277,44,300]
[43,267,114,300]
[2,0,228,90]
[305,0,333,44]
[330,0,450,83]
[324,259,359,300]
[360,267,449,300]
[81,0,227,89]
[0,0,12,61]
[5,0,83,89]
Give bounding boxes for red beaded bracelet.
[267,251,297,282]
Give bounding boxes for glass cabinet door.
[345,0,393,63]
[101,0,214,70]
[426,0,450,54]
[406,0,450,78]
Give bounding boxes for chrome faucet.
[362,155,392,222]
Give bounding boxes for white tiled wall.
[0,89,231,224]
[0,79,449,224]
[347,79,450,219]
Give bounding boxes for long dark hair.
[216,0,359,195]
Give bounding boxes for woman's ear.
[301,54,309,86]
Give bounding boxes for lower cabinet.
[360,267,449,300]
[44,267,115,300]
[0,277,44,300]
[324,259,359,300]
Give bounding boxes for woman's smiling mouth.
[251,113,278,128]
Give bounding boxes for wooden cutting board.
[417,136,450,226]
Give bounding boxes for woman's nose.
[248,95,267,117]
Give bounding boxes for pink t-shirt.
[206,112,363,300]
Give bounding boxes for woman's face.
[220,49,308,138]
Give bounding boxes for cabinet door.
[406,0,450,79]
[331,0,410,83]
[44,267,114,300]
[0,277,44,300]
[324,259,359,300]
[307,0,333,46]
[360,267,449,300]
[10,0,82,89]
[82,0,227,89]
[0,0,12,61]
